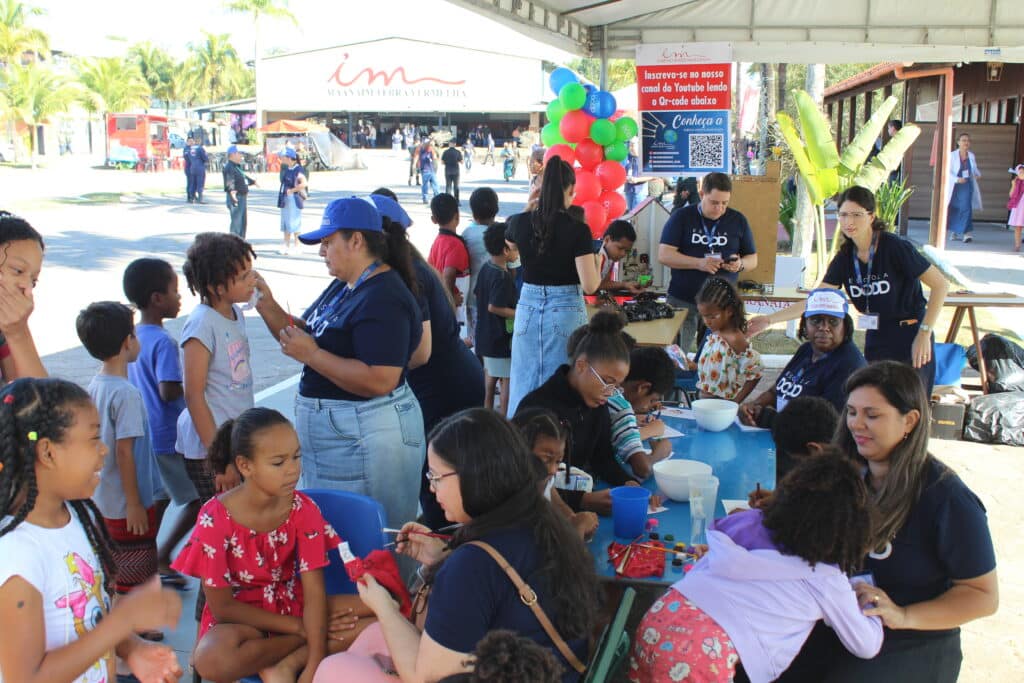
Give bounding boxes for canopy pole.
[599,26,608,91]
[894,64,954,249]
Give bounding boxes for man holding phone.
[658,172,758,351]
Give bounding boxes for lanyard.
[696,204,720,250]
[852,234,878,313]
[313,262,380,330]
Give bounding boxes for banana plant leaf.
[795,90,840,172]
[852,125,922,189]
[777,112,825,205]
[817,167,841,200]
[838,96,899,176]
[852,160,890,192]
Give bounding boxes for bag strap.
[467,541,586,673]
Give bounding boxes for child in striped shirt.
[607,347,678,479]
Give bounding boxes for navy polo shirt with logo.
[659,204,757,302]
[774,339,867,413]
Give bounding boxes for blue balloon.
[549,67,578,95]
[584,84,597,95]
[597,91,617,119]
[583,89,603,117]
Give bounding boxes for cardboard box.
[930,402,966,440]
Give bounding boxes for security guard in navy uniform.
[185,137,209,203]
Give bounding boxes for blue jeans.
[508,283,587,415]
[947,181,973,235]
[294,383,425,531]
[421,169,439,201]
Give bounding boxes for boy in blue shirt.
[123,258,199,586]
[608,346,677,479]
[474,223,519,415]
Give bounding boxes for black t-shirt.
[865,458,995,633]
[515,366,634,510]
[300,270,422,401]
[441,147,463,174]
[474,261,518,358]
[659,204,757,302]
[823,232,930,324]
[774,339,866,414]
[407,259,484,430]
[506,211,594,287]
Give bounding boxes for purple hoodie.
[672,510,882,683]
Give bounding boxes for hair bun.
[588,309,627,335]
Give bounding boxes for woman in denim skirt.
[505,158,602,414]
[254,197,425,533]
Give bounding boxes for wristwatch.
[918,323,932,332]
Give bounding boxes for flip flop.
[159,572,190,590]
[138,630,164,642]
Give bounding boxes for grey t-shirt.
[462,221,491,311]
[88,374,161,519]
[175,303,254,459]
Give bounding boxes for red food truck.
[106,113,170,166]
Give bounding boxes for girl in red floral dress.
[173,408,365,683]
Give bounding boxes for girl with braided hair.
[0,378,182,683]
[695,276,763,402]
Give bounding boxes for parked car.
[169,132,186,149]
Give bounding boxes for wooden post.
[837,99,845,150]
[864,90,874,123]
[848,95,857,144]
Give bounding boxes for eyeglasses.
[806,315,843,328]
[837,211,870,220]
[425,469,458,490]
[588,364,623,397]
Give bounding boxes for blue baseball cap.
[804,288,849,319]
[278,147,297,159]
[368,194,411,229]
[298,197,382,244]
[226,144,240,155]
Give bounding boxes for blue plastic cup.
[611,486,651,538]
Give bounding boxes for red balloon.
[573,170,601,204]
[544,144,575,167]
[595,160,628,192]
[574,139,604,170]
[599,190,628,220]
[559,110,593,144]
[582,201,608,238]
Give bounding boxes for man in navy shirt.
[185,138,208,204]
[657,172,758,350]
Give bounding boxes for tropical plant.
[0,0,48,66]
[776,90,921,275]
[874,179,915,231]
[778,184,797,243]
[128,42,175,112]
[76,57,151,160]
[565,57,636,92]
[224,0,297,59]
[0,62,73,167]
[183,32,251,104]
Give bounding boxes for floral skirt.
[628,589,739,683]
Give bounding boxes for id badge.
[856,314,879,331]
[960,169,970,178]
[707,251,721,260]
[850,572,876,588]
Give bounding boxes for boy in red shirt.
[427,193,470,307]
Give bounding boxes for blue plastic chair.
[235,490,387,683]
[934,343,967,386]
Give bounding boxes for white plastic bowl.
[692,398,739,432]
[653,459,713,502]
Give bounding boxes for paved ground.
[3,152,1022,680]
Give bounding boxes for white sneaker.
[950,232,961,241]
[963,235,973,243]
[278,248,289,255]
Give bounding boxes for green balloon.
[559,82,587,111]
[546,99,566,124]
[589,119,616,146]
[604,141,628,162]
[541,122,565,147]
[615,117,639,142]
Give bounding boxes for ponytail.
[207,408,293,475]
[532,157,576,254]
[567,309,630,363]
[207,419,235,475]
[359,224,420,299]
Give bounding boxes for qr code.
[689,133,725,169]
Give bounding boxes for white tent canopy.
[445,0,1024,62]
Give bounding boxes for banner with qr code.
[635,42,732,175]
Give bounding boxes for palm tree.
[76,57,151,161]
[128,42,175,112]
[0,0,49,66]
[184,32,250,104]
[0,62,73,167]
[224,0,297,126]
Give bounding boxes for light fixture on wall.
[986,62,1004,82]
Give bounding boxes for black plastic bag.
[963,391,1024,446]
[965,334,1024,393]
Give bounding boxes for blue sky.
[33,0,572,62]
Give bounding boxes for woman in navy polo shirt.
[740,288,866,424]
[254,197,425,531]
[368,190,485,530]
[313,408,600,683]
[749,186,949,394]
[780,361,997,682]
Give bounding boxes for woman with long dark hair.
[313,408,601,683]
[749,186,949,394]
[505,158,601,414]
[781,361,997,682]
[254,197,425,535]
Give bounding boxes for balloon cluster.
[542,67,639,237]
